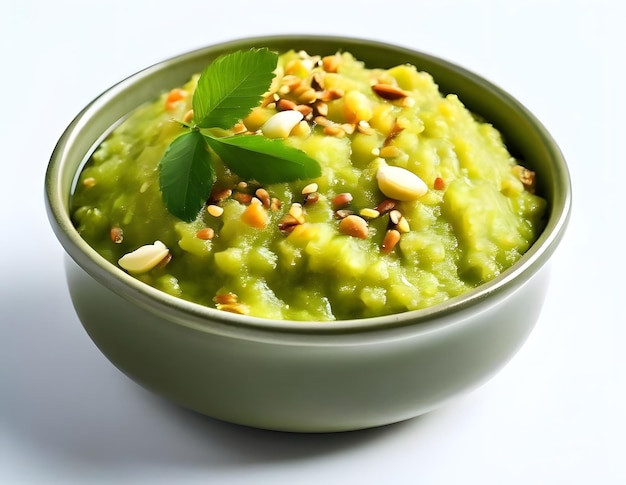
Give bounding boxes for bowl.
[45,35,571,432]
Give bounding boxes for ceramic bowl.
[45,35,571,432]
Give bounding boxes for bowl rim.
[45,34,572,336]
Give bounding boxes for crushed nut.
[196,228,215,240]
[357,120,374,135]
[278,214,301,234]
[262,110,304,139]
[118,241,170,274]
[322,54,341,73]
[213,292,239,305]
[375,198,396,214]
[512,165,536,193]
[338,214,368,239]
[270,197,282,211]
[216,302,250,315]
[389,209,402,225]
[277,98,297,111]
[210,187,232,203]
[255,188,271,208]
[334,209,355,219]
[110,227,123,244]
[207,204,224,217]
[302,182,319,195]
[372,83,410,101]
[396,216,411,233]
[332,192,353,208]
[288,202,305,224]
[234,192,253,205]
[213,292,249,314]
[304,192,319,205]
[323,124,345,137]
[381,229,401,254]
[376,164,428,201]
[359,208,380,219]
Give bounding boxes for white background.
[1,1,624,483]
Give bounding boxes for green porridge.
[71,49,546,321]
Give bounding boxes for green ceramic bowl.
[45,35,571,432]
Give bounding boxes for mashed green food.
[71,50,546,321]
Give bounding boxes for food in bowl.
[46,36,571,432]
[70,48,547,321]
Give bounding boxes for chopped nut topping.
[396,216,411,233]
[317,88,344,102]
[334,209,355,219]
[389,209,402,225]
[277,98,297,111]
[323,124,346,137]
[196,228,215,240]
[288,202,305,224]
[359,208,380,219]
[270,197,282,212]
[313,101,329,117]
[278,214,301,234]
[295,104,314,118]
[118,241,170,274]
[210,187,232,203]
[512,165,536,193]
[213,292,249,314]
[110,227,123,244]
[207,204,224,217]
[234,192,253,205]
[322,54,341,73]
[381,229,401,254]
[332,192,353,208]
[357,120,374,135]
[375,198,396,214]
[338,214,368,239]
[372,83,410,101]
[384,119,405,145]
[376,164,428,201]
[255,188,271,208]
[213,292,238,305]
[262,110,304,139]
[301,182,319,195]
[216,302,250,315]
[304,192,319,205]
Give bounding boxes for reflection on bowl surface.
[46,35,571,432]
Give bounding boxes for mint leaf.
[205,134,321,184]
[159,130,215,222]
[158,48,322,221]
[193,48,278,129]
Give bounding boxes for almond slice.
[372,83,410,100]
[376,165,428,201]
[118,241,169,274]
[261,110,304,139]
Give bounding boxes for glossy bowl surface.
[45,35,571,432]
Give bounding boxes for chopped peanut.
[338,214,368,239]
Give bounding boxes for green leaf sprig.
[158,48,321,222]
